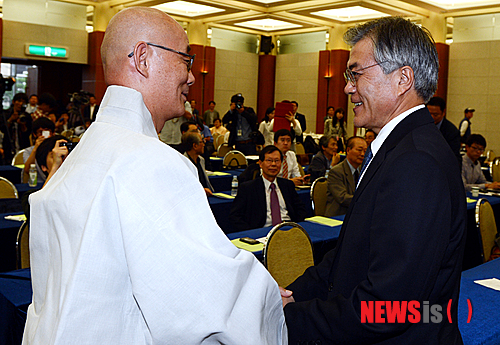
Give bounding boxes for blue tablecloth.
[0,213,24,273]
[458,258,500,345]
[0,165,22,184]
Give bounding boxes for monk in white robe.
[22,8,286,345]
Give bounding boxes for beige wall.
[3,20,88,64]
[447,40,500,154]
[214,49,259,115]
[275,52,319,133]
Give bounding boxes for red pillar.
[435,43,449,102]
[82,31,106,101]
[257,54,276,122]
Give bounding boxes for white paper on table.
[4,214,27,222]
[474,278,500,291]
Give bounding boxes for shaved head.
[101,7,195,131]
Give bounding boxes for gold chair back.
[491,157,500,182]
[11,149,26,166]
[475,198,498,262]
[264,222,314,287]
[310,177,328,216]
[217,143,232,157]
[296,142,306,155]
[0,177,18,199]
[215,135,226,151]
[223,150,248,169]
[16,221,30,269]
[486,150,496,163]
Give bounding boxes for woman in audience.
[324,107,347,152]
[258,107,275,147]
[323,106,335,132]
[210,118,227,136]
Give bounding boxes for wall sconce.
[324,75,331,79]
[201,70,208,75]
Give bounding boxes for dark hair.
[29,94,38,99]
[35,135,67,171]
[209,101,215,106]
[33,117,55,133]
[264,107,275,123]
[291,101,298,107]
[181,131,202,150]
[259,145,283,162]
[213,118,221,124]
[231,93,244,104]
[326,106,335,114]
[319,135,336,152]
[180,121,198,133]
[38,93,57,109]
[346,136,366,150]
[426,96,446,112]
[13,93,28,103]
[466,134,486,148]
[274,129,292,143]
[331,107,346,128]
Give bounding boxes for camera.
[231,93,244,109]
[60,141,78,153]
[68,90,93,106]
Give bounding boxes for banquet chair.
[215,135,226,151]
[263,222,314,287]
[11,149,26,166]
[217,143,232,157]
[0,177,19,199]
[223,150,247,169]
[16,221,30,269]
[475,199,498,262]
[485,150,496,163]
[491,157,500,182]
[296,142,306,155]
[310,177,328,216]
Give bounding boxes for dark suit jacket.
[229,176,307,232]
[307,151,329,183]
[83,104,99,121]
[325,159,356,217]
[295,112,306,143]
[284,108,466,345]
[439,117,461,170]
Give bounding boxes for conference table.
[0,165,22,184]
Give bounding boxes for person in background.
[459,107,474,144]
[281,17,466,344]
[210,118,227,137]
[83,94,100,122]
[291,101,306,143]
[0,93,31,164]
[307,135,341,183]
[223,93,258,155]
[229,145,306,231]
[222,102,236,127]
[182,131,214,196]
[324,107,348,152]
[364,129,376,146]
[325,136,367,217]
[259,107,275,147]
[274,129,309,186]
[203,100,219,127]
[55,113,70,133]
[23,117,55,183]
[25,94,38,114]
[323,105,335,128]
[22,8,287,344]
[462,134,500,192]
[31,93,57,122]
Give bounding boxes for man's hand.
[204,188,213,196]
[485,182,500,190]
[291,174,310,186]
[279,286,295,307]
[34,135,47,149]
[331,153,341,168]
[50,140,69,173]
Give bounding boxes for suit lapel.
[343,160,356,194]
[255,177,268,225]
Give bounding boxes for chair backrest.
[217,143,232,157]
[310,177,328,216]
[16,221,30,269]
[296,142,306,155]
[491,157,500,182]
[0,176,18,199]
[215,135,226,151]
[475,199,498,262]
[223,150,248,169]
[298,163,305,177]
[11,149,26,166]
[264,222,314,287]
[486,150,496,162]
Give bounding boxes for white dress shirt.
[278,150,301,179]
[262,176,292,227]
[23,85,286,345]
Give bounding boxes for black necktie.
[354,169,360,185]
[360,145,373,176]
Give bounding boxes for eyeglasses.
[264,158,281,164]
[344,61,388,87]
[128,42,195,72]
[470,145,485,153]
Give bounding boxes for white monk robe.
[23,85,287,345]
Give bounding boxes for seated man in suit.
[462,133,500,192]
[229,145,306,231]
[182,132,214,196]
[325,136,367,217]
[307,135,341,183]
[274,129,309,186]
[426,96,461,169]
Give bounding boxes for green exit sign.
[25,44,68,58]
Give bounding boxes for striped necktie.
[360,145,373,176]
[282,158,289,179]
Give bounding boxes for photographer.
[23,117,55,183]
[0,93,31,164]
[222,93,257,155]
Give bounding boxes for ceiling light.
[236,19,301,31]
[420,0,500,9]
[251,0,285,3]
[312,6,389,22]
[153,1,224,17]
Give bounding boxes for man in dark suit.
[427,96,461,169]
[291,101,306,143]
[83,94,99,122]
[325,136,366,217]
[281,17,466,345]
[307,135,341,183]
[229,145,306,231]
